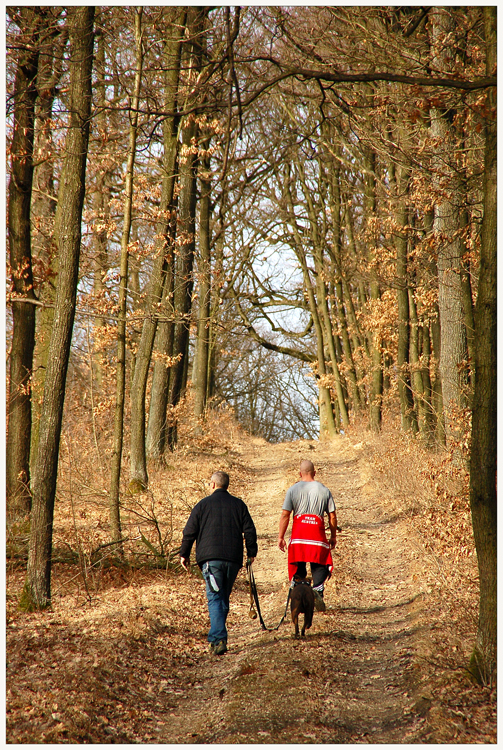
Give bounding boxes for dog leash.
[246,559,291,632]
[247,562,258,621]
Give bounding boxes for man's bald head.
[299,459,315,477]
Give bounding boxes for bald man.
[278,460,337,611]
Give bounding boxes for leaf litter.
[6,414,496,743]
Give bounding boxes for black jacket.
[179,488,258,567]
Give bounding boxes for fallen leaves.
[6,420,496,744]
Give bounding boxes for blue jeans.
[202,560,240,644]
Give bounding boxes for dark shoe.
[313,590,326,612]
[213,640,227,655]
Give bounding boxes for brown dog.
[290,575,315,638]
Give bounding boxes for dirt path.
[8,433,495,743]
[159,436,431,743]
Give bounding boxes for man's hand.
[278,510,291,552]
[180,556,189,572]
[328,511,338,550]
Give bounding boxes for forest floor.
[6,424,497,744]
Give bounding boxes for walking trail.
[159,435,432,743]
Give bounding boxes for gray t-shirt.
[282,480,335,517]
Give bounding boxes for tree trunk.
[129,6,185,482]
[421,322,436,444]
[368,281,384,433]
[363,146,383,432]
[145,243,176,461]
[390,160,417,433]
[468,5,496,686]
[314,256,349,429]
[461,257,475,389]
[327,139,362,411]
[206,214,227,404]
[109,8,143,534]
[430,305,446,446]
[146,9,187,463]
[30,18,67,475]
[6,8,43,522]
[299,151,349,428]
[284,170,337,437]
[341,204,369,360]
[408,287,428,439]
[193,135,212,425]
[166,115,199,449]
[21,6,95,611]
[166,9,205,450]
[91,12,111,389]
[430,8,468,443]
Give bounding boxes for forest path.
[158,436,430,743]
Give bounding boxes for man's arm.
[328,510,338,549]
[242,504,258,561]
[179,506,199,570]
[278,509,291,552]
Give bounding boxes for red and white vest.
[288,513,333,581]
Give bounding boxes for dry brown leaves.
[359,423,496,743]
[7,402,256,744]
[6,407,497,744]
[7,565,214,743]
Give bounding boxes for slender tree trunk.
[109,8,143,531]
[421,322,436,443]
[458,103,476,390]
[7,8,42,522]
[461,257,475,389]
[21,6,95,611]
[334,277,361,408]
[423,208,446,446]
[295,152,349,427]
[130,7,185,478]
[341,204,369,359]
[295,254,335,437]
[206,211,227,404]
[430,305,446,446]
[166,8,205,450]
[408,287,428,439]
[328,141,362,410]
[314,257,349,428]
[284,171,337,437]
[166,115,199,449]
[468,5,496,685]
[91,13,111,389]
[368,281,384,433]
[193,135,212,425]
[391,161,416,432]
[363,147,383,432]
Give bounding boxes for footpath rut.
[159,437,430,743]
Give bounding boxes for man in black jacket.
[180,471,258,655]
